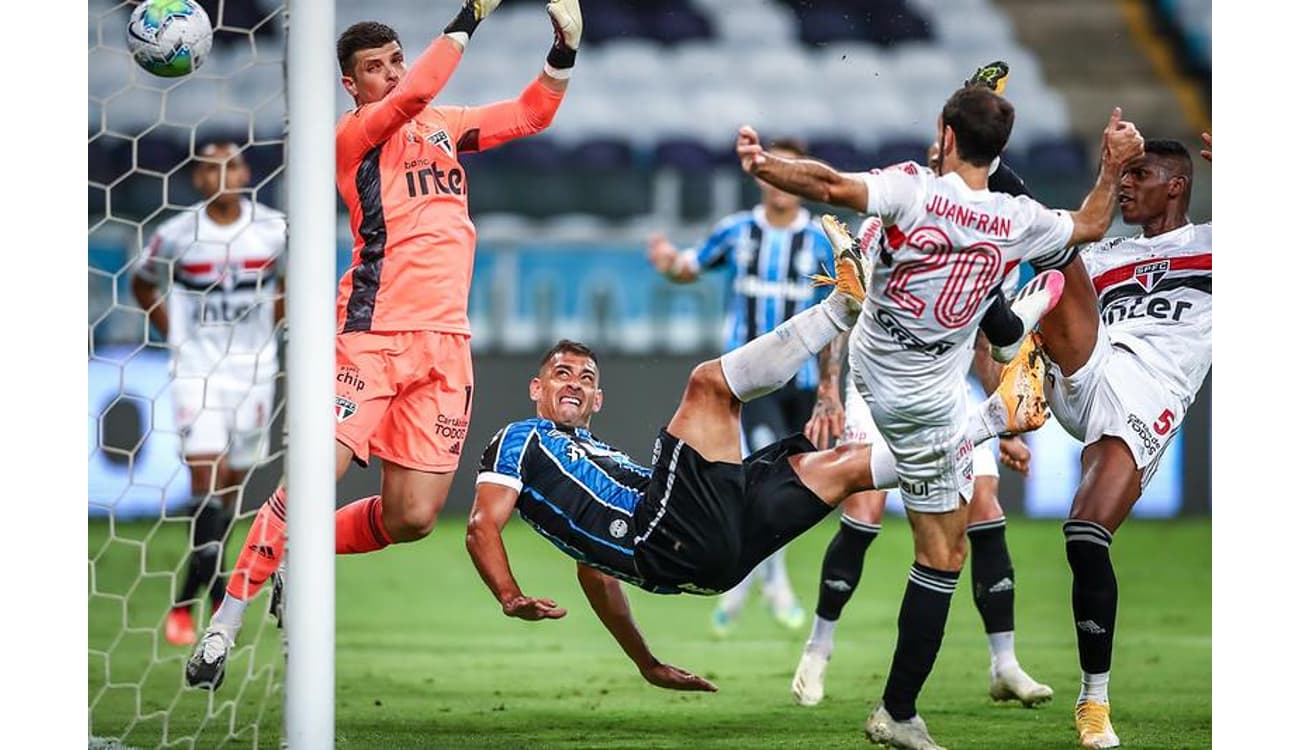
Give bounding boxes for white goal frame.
[283,1,335,746]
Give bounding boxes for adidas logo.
[823,579,853,593]
[248,544,277,560]
[988,577,1015,593]
[1076,619,1107,635]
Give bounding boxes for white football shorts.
[845,370,978,514]
[1045,323,1184,488]
[843,376,998,478]
[171,369,276,469]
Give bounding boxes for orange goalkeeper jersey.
[335,36,564,334]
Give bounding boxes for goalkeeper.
[187,0,584,689]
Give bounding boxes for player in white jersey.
[735,86,1144,749]
[791,213,1051,712]
[992,136,1212,749]
[131,142,286,647]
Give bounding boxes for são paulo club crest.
[1133,259,1169,292]
[425,128,454,156]
[334,396,358,423]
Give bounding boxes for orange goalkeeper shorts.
[333,331,473,473]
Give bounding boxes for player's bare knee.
[384,500,439,542]
[686,361,735,406]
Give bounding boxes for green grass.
[89,515,1210,749]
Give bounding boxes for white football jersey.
[849,163,1075,423]
[137,199,285,379]
[1082,222,1212,407]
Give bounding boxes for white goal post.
[283,0,336,746]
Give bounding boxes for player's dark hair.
[337,22,401,75]
[539,340,599,370]
[768,137,808,158]
[1144,138,1193,177]
[941,86,1015,167]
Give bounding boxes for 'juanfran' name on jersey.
[924,195,1012,239]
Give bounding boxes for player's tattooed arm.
[736,126,868,212]
[806,332,847,450]
[577,565,719,693]
[466,483,568,621]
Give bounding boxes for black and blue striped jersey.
[691,206,836,389]
[477,418,678,592]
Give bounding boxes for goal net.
[89,1,292,746]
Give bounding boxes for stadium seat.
[713,3,797,46]
[583,3,646,45]
[88,135,134,187]
[135,131,193,176]
[103,87,165,137]
[569,138,636,170]
[887,44,958,93]
[653,138,718,172]
[475,138,569,170]
[640,0,715,45]
[808,137,875,173]
[875,139,929,168]
[1026,136,1089,176]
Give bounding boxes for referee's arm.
[467,483,567,621]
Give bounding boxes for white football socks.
[720,293,857,403]
[967,393,1008,446]
[210,593,248,638]
[988,630,1019,674]
[1079,671,1110,705]
[807,615,838,657]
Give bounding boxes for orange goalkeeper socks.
[335,495,392,554]
[225,486,287,601]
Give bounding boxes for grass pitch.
[89,515,1210,749]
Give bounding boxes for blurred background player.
[131,142,285,647]
[1000,134,1212,749]
[646,137,837,635]
[736,92,1144,749]
[185,0,582,689]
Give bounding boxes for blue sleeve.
[693,213,747,271]
[476,421,535,489]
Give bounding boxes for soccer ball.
[126,0,213,78]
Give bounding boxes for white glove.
[547,0,583,52]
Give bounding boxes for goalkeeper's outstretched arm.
[338,1,504,159]
[447,0,583,152]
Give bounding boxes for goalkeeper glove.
[445,0,502,39]
[546,0,583,74]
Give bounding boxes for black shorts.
[741,381,817,453]
[632,428,832,595]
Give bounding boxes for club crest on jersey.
[425,129,454,157]
[609,519,628,539]
[1133,260,1169,292]
[334,396,358,423]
